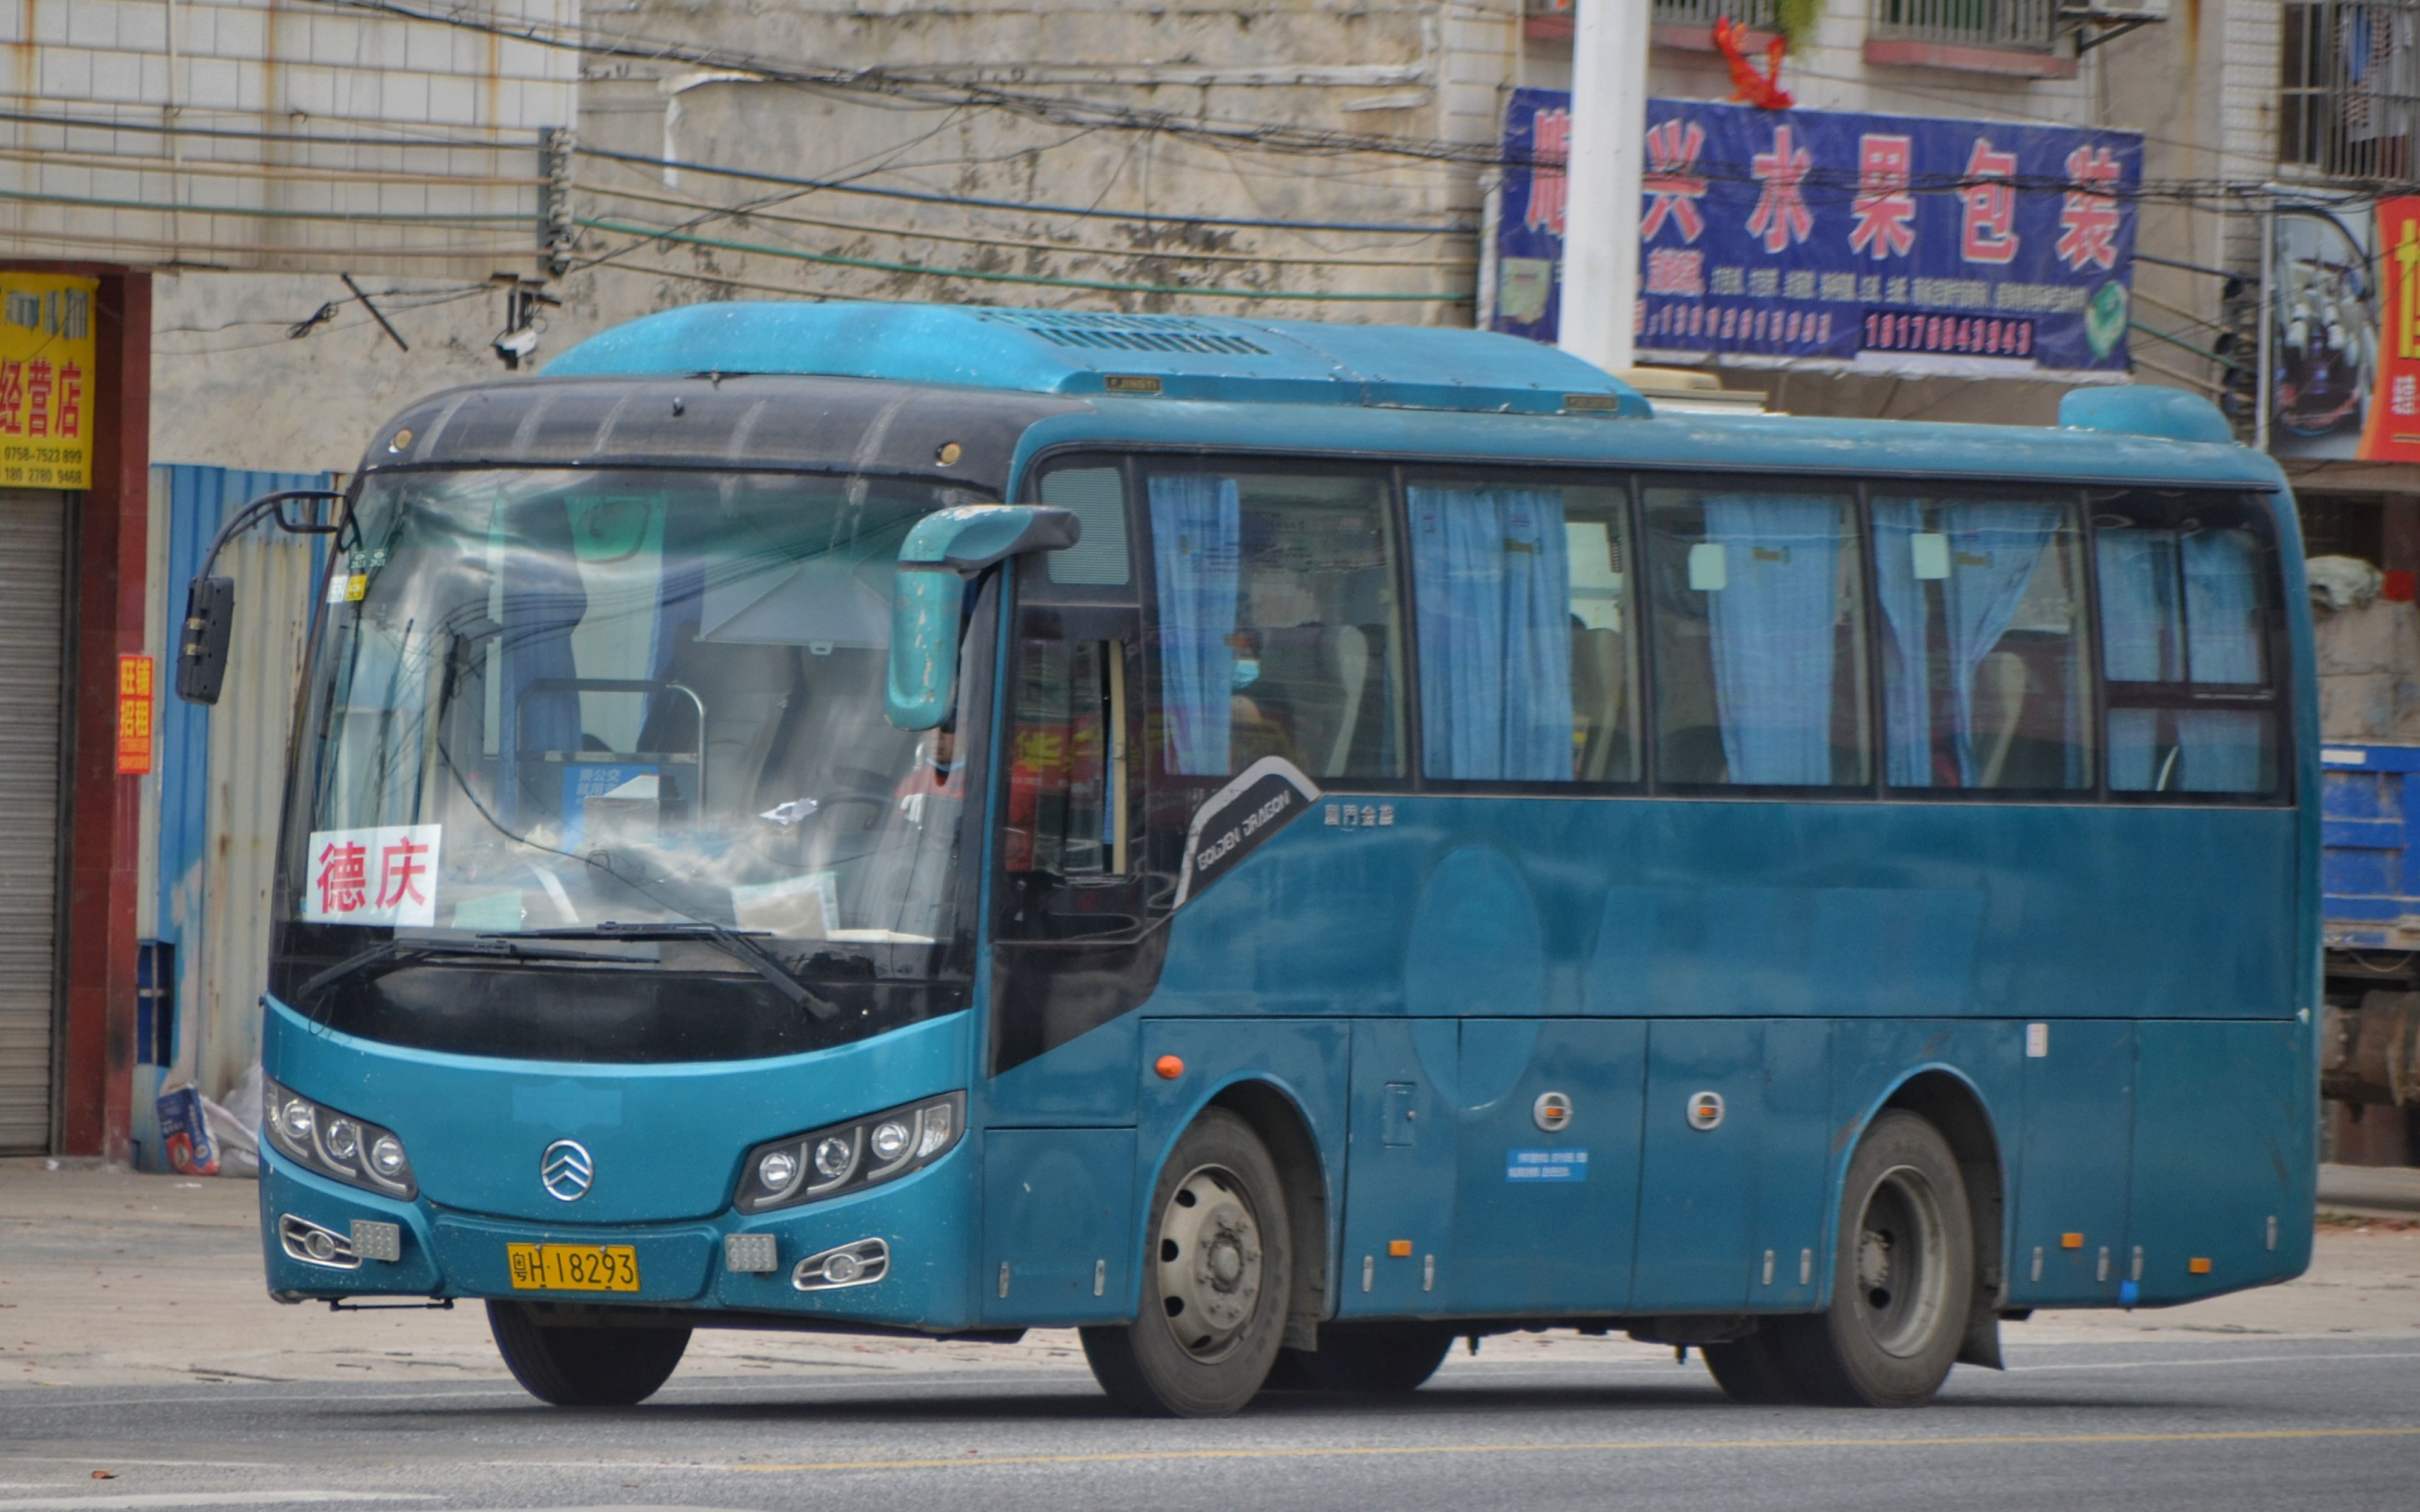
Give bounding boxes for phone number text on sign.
[304,824,442,927]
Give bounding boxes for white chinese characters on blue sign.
[1492,91,2141,376]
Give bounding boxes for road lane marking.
[0,1495,438,1510]
[2008,1349,2420,1374]
[721,1425,2420,1474]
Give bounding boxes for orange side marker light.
[2061,1232,2085,1249]
[1154,1055,1185,1080]
[2189,1257,2213,1275]
[1388,1239,1414,1258]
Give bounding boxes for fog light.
[792,1238,890,1292]
[813,1136,853,1179]
[724,1232,779,1274]
[869,1121,911,1161]
[349,1219,402,1264]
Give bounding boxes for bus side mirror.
[886,505,1082,730]
[176,575,236,706]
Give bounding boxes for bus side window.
[2094,494,2282,797]
[1143,466,1406,783]
[1872,490,2093,792]
[1643,484,1872,788]
[1406,476,1638,784]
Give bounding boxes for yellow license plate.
[505,1242,640,1293]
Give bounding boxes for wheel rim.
[1851,1163,1950,1359]
[1155,1162,1265,1363]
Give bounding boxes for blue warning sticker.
[1508,1149,1587,1182]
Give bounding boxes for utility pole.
[1558,0,1650,374]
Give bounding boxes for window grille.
[1868,0,2058,53]
[2282,1,2420,179]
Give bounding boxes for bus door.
[981,543,1155,1325]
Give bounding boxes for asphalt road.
[2,1336,2418,1512]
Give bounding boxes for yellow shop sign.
[0,274,98,489]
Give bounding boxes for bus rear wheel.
[1081,1109,1292,1418]
[486,1301,691,1407]
[1281,1323,1457,1394]
[1772,1111,1973,1408]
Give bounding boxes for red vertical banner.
[116,654,152,775]
[2361,196,2420,462]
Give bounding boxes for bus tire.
[485,1301,690,1407]
[1281,1323,1456,1394]
[1701,1327,1798,1404]
[1774,1110,1973,1408]
[1080,1109,1292,1418]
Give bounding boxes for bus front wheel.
[1081,1109,1292,1417]
[1772,1110,1973,1408]
[486,1301,691,1407]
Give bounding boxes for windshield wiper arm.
[296,936,628,1001]
[505,923,840,1021]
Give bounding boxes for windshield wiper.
[296,936,633,1002]
[504,923,840,1021]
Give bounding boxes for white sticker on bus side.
[2321,748,2368,766]
[303,824,442,927]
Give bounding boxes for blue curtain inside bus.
[2096,530,2181,683]
[1408,485,1575,781]
[1148,474,1243,777]
[1704,496,1843,785]
[2098,526,2267,792]
[1872,501,2058,788]
[499,506,587,821]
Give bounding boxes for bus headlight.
[736,1092,965,1214]
[262,1076,417,1200]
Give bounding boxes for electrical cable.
[576,176,1475,271]
[572,216,1472,302]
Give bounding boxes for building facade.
[0,0,2407,1159]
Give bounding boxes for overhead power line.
[573,217,1472,303]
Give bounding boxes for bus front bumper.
[259,1142,980,1332]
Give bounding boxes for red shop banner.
[2361,196,2420,463]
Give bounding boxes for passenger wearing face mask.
[1226,630,1297,768]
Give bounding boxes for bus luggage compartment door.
[1446,1019,1646,1317]
[2009,1019,2133,1306]
[2127,1019,2313,1304]
[1336,1020,1458,1318]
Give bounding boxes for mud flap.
[1956,1303,2004,1370]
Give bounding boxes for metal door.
[0,489,67,1153]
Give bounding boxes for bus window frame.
[1635,472,1881,803]
[1392,462,1650,800]
[1014,443,2299,814]
[2079,486,2296,809]
[1860,480,2104,804]
[1125,451,1420,797]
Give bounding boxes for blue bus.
[180,303,2317,1417]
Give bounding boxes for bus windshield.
[289,466,988,960]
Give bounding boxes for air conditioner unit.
[2066,0,2170,21]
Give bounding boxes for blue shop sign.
[1492,90,2141,376]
